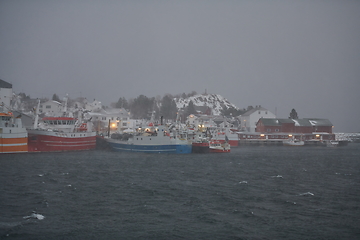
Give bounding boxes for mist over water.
[1,144,360,239]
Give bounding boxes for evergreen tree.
[129,95,155,119]
[115,97,129,109]
[52,94,61,102]
[160,94,178,120]
[289,108,299,119]
[221,106,245,117]
[185,100,196,116]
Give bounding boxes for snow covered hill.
[174,94,239,115]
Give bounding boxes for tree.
[129,95,155,119]
[115,97,129,109]
[187,91,197,98]
[52,94,61,102]
[18,92,31,100]
[221,106,245,117]
[160,94,178,120]
[289,108,299,119]
[246,105,254,111]
[185,100,196,116]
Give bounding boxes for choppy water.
[1,144,360,239]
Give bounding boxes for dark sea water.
[1,144,360,240]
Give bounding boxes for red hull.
[216,139,238,147]
[192,142,210,153]
[209,148,230,153]
[28,133,96,152]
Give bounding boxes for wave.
[23,212,45,220]
[299,192,314,196]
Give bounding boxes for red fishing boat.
[28,117,96,152]
[27,101,96,152]
[192,138,210,153]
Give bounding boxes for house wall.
[0,87,12,107]
[240,109,276,132]
[312,126,333,133]
[294,126,313,133]
[257,125,281,133]
[40,101,63,116]
[257,120,333,134]
[281,123,295,132]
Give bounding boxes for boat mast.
[33,99,40,129]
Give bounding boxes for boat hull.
[283,140,305,146]
[0,134,28,153]
[28,130,96,152]
[209,148,230,153]
[192,142,210,153]
[107,140,192,154]
[209,141,231,153]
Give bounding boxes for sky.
[1,1,359,132]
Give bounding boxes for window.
[46,105,51,109]
[275,129,279,132]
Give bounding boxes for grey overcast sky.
[1,1,359,132]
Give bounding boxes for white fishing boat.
[283,138,305,146]
[209,140,230,153]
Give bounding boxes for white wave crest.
[299,192,314,196]
[23,212,45,220]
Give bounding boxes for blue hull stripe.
[108,142,192,154]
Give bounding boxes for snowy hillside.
[175,94,239,115]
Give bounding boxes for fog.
[1,1,359,132]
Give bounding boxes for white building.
[39,100,64,117]
[87,108,133,133]
[186,114,218,129]
[0,79,13,108]
[239,106,276,132]
[85,99,102,112]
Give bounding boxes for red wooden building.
[237,118,335,144]
[256,118,333,134]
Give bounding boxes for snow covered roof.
[241,107,269,116]
[304,118,333,126]
[259,118,291,126]
[259,118,332,127]
[291,119,312,126]
[0,79,12,88]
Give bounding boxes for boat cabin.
[42,117,76,126]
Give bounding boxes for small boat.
[0,109,28,153]
[326,140,339,147]
[209,140,230,153]
[106,117,192,154]
[212,128,239,147]
[283,138,305,146]
[27,100,96,152]
[192,137,210,153]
